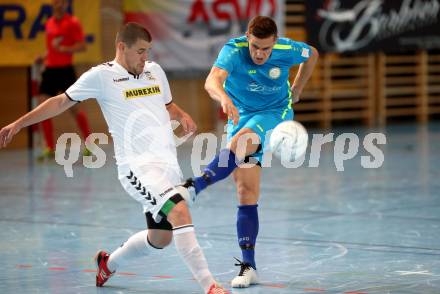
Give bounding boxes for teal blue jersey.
[214,36,311,113]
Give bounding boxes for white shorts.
[118,164,183,223]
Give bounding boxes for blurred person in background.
[35,0,91,160]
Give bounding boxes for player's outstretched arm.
[291,46,319,103]
[205,66,239,125]
[166,102,197,135]
[0,94,77,148]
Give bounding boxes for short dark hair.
[115,22,152,47]
[247,16,278,39]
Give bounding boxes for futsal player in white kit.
[0,22,228,294]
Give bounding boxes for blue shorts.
[227,106,294,163]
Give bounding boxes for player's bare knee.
[167,201,192,227]
[229,131,260,158]
[236,183,258,201]
[148,230,172,248]
[237,184,257,197]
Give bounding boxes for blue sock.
[193,149,239,193]
[237,204,259,270]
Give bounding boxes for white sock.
[173,225,215,293]
[107,230,151,272]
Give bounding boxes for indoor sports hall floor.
[0,122,439,294]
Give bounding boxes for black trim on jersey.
[127,71,140,79]
[64,92,80,103]
[165,100,173,106]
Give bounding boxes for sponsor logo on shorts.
[159,187,174,198]
[124,86,161,99]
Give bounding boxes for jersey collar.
[113,61,144,79]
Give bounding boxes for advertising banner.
[123,0,285,71]
[305,0,440,53]
[0,0,101,66]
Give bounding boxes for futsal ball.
[269,121,308,161]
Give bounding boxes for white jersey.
[66,61,181,177]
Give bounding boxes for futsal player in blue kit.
[182,16,319,288]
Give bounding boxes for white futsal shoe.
[230,258,259,288]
